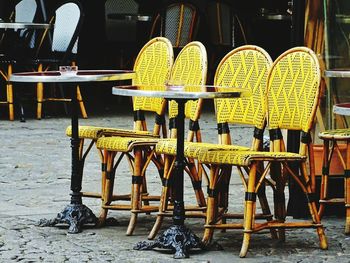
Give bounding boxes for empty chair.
[197,47,327,257]
[95,40,207,235]
[65,37,173,208]
[150,45,274,241]
[150,2,200,56]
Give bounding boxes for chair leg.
[37,82,44,119]
[98,151,116,226]
[202,165,220,246]
[7,82,14,121]
[307,196,328,249]
[271,162,286,241]
[36,64,44,119]
[187,159,206,207]
[6,64,14,121]
[141,172,150,207]
[77,85,87,118]
[126,148,143,236]
[318,139,330,218]
[257,184,278,240]
[345,141,350,234]
[297,161,328,250]
[240,163,258,258]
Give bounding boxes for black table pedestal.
[37,85,97,233]
[134,99,203,258]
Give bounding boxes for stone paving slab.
[1,112,350,262]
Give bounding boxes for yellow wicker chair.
[318,124,350,234]
[65,37,174,202]
[95,41,208,235]
[197,47,328,257]
[149,45,274,240]
[147,41,210,239]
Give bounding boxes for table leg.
[134,99,203,258]
[37,84,97,233]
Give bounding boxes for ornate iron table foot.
[134,225,204,259]
[37,203,97,233]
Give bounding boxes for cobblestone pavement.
[1,111,350,262]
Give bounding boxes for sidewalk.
[1,111,350,262]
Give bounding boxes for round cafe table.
[9,70,135,233]
[111,84,250,258]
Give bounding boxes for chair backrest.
[15,0,37,23]
[151,2,200,49]
[0,0,37,55]
[213,45,272,147]
[131,37,174,134]
[266,47,321,135]
[50,1,84,63]
[167,41,208,140]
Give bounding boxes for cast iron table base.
[134,224,204,259]
[37,202,97,234]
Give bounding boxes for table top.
[10,70,135,83]
[324,69,350,78]
[0,22,52,30]
[112,84,251,100]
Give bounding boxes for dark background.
[0,0,292,118]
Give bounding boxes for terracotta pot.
[313,144,346,176]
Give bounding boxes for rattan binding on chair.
[197,46,327,257]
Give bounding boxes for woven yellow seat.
[65,125,155,140]
[96,136,159,152]
[198,47,327,257]
[199,150,306,166]
[155,139,249,158]
[98,41,207,236]
[318,127,350,233]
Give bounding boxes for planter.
[313,144,347,176]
